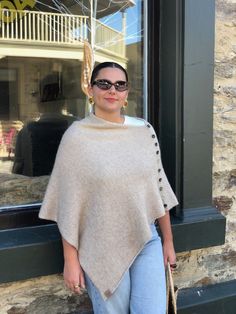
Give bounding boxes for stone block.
[213,195,233,214]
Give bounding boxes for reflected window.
[0,0,146,209]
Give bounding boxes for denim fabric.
[85,224,166,314]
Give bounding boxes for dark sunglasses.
[92,79,129,92]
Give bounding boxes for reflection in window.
[0,0,145,209]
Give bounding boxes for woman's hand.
[63,257,85,294]
[62,237,86,294]
[162,239,176,271]
[156,212,177,271]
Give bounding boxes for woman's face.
[89,67,129,115]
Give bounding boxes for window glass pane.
[0,0,146,209]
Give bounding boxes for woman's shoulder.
[63,115,90,130]
[61,114,97,139]
[59,119,85,147]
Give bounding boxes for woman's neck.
[94,108,124,124]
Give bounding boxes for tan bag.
[166,262,178,314]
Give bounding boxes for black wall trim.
[1,222,234,314]
[172,207,226,253]
[0,225,63,282]
[182,0,215,209]
[0,204,47,230]
[0,208,225,284]
[159,0,184,217]
[147,0,160,130]
[177,279,236,314]
[159,0,218,216]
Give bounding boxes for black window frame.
[0,0,226,283]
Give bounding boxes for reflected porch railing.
[0,9,88,44]
[94,19,125,57]
[0,9,125,57]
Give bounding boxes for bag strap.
[166,262,178,314]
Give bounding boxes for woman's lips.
[105,98,117,103]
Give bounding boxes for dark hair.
[90,62,128,84]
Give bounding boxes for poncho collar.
[81,112,144,129]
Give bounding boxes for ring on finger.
[74,283,80,289]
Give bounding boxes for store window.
[0,1,146,211]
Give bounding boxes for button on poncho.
[39,113,178,300]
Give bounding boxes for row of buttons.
[151,133,160,154]
[147,123,168,209]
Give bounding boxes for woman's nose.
[108,85,116,93]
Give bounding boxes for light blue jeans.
[85,224,166,314]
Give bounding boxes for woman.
[39,62,178,314]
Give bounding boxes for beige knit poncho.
[39,113,178,300]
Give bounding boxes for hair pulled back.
[90,62,128,84]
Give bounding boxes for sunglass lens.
[115,81,128,91]
[96,80,112,90]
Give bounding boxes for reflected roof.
[35,0,136,18]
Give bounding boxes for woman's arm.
[62,237,85,294]
[156,212,176,270]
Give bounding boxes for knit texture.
[39,113,178,300]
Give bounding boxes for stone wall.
[0,275,92,314]
[0,1,236,313]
